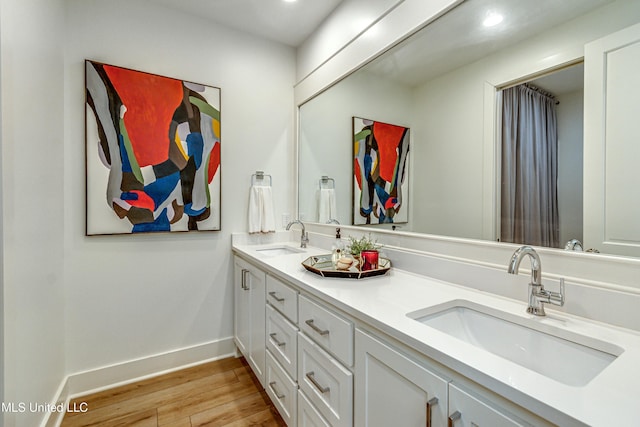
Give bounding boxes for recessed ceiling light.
[483,13,503,27]
[283,0,297,3]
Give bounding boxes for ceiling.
[146,0,345,47]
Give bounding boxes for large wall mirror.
[298,0,640,258]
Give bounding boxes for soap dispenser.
[331,228,345,266]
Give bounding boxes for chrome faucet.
[507,246,564,316]
[564,239,583,251]
[286,220,309,248]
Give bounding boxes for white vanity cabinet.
[233,256,266,386]
[263,273,355,426]
[233,249,558,427]
[354,328,449,427]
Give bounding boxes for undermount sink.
[255,246,304,257]
[407,300,623,386]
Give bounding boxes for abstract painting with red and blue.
[85,60,221,235]
[353,117,409,225]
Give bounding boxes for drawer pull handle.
[426,397,438,427]
[268,291,285,302]
[448,411,461,427]
[305,319,329,336]
[306,371,330,394]
[241,269,249,290]
[269,333,286,347]
[268,381,285,399]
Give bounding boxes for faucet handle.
[541,278,565,307]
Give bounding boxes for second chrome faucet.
[286,220,309,248]
[508,245,565,316]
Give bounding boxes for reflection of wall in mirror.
[556,88,584,248]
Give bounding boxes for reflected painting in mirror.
[353,117,410,225]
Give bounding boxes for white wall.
[1,0,67,425]
[63,0,296,377]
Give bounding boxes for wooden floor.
[61,356,285,427]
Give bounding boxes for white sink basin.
[255,246,304,257]
[407,300,623,386]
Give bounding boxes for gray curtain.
[501,83,559,248]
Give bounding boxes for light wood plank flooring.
[61,356,285,427]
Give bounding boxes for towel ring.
[319,175,335,189]
[252,171,272,186]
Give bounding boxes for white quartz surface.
[232,239,640,426]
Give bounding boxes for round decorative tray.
[301,254,391,279]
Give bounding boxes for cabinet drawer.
[267,275,298,323]
[448,383,552,427]
[266,304,298,380]
[298,389,331,427]
[298,332,353,427]
[299,295,354,366]
[265,351,298,427]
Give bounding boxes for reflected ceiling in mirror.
[298,0,640,258]
[363,0,611,87]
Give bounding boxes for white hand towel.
[249,185,276,234]
[260,185,276,233]
[318,188,337,223]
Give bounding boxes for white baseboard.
[42,336,236,427]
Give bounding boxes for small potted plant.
[346,234,382,271]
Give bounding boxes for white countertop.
[232,240,640,427]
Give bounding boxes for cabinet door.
[248,263,266,386]
[355,328,449,427]
[233,257,266,386]
[447,383,535,427]
[234,258,251,356]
